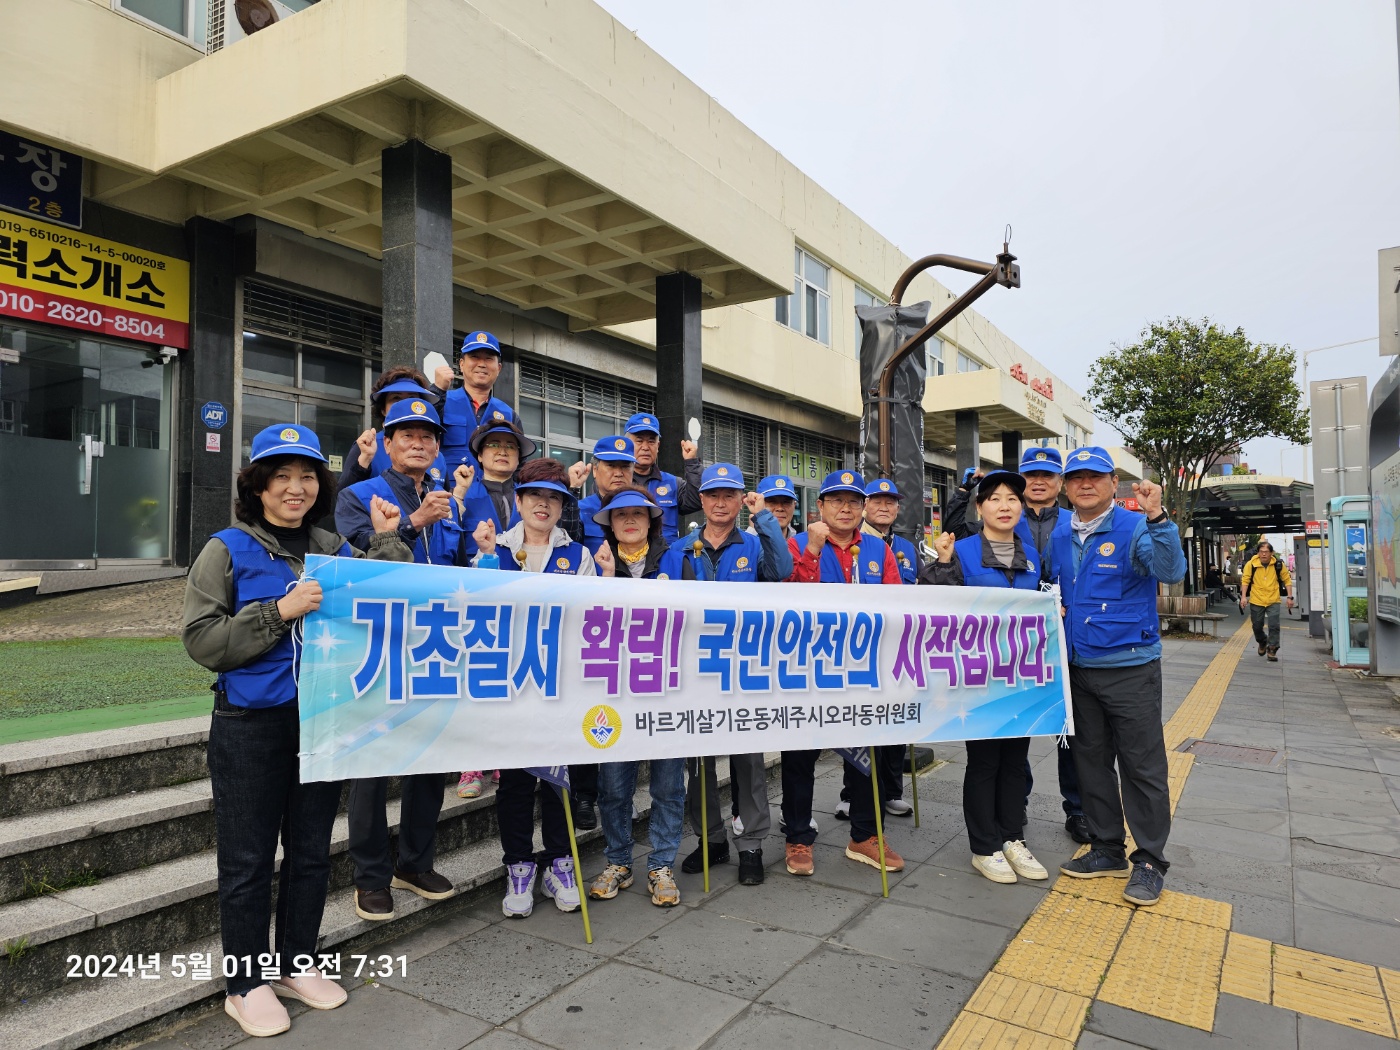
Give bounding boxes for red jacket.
[787,534,902,584]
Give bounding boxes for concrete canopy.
[1192,474,1313,533]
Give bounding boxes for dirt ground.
[0,578,186,642]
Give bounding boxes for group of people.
[181,330,1185,1040]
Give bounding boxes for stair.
[0,718,771,1050]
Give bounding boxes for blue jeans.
[598,758,685,870]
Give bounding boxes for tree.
[1087,317,1310,530]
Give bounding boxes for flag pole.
[868,745,890,898]
[699,757,710,894]
[561,787,593,945]
[908,744,921,828]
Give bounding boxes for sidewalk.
[139,607,1400,1050]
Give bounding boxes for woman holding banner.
[926,470,1050,886]
[470,457,595,918]
[182,424,411,1039]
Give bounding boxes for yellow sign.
[582,704,622,749]
[0,213,189,347]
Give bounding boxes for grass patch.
[4,936,30,963]
[0,637,210,720]
[22,865,105,898]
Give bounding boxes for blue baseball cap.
[373,379,438,404]
[819,470,866,498]
[515,479,575,501]
[1063,446,1116,475]
[592,435,636,463]
[383,397,443,434]
[624,412,662,436]
[593,488,663,525]
[757,474,797,499]
[249,423,327,464]
[864,478,903,500]
[459,330,501,356]
[1019,446,1063,475]
[699,463,745,491]
[469,419,537,459]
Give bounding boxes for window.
[853,285,885,358]
[957,352,982,373]
[927,337,945,377]
[517,359,653,466]
[776,247,831,346]
[116,0,202,44]
[778,428,856,527]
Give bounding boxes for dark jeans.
[840,744,905,805]
[206,699,342,997]
[570,763,598,805]
[842,753,880,843]
[1022,741,1083,817]
[347,773,445,890]
[1070,660,1171,870]
[496,768,568,866]
[965,737,1031,855]
[779,749,821,846]
[1250,603,1281,650]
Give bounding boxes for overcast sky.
[595,0,1400,480]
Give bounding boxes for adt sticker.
[200,402,228,429]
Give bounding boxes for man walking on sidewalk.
[1239,541,1292,661]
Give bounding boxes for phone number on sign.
[0,289,167,340]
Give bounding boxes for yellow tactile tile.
[1273,945,1385,997]
[1380,968,1400,1033]
[936,1010,1076,1049]
[1273,972,1396,1038]
[993,941,1110,998]
[964,972,1090,1041]
[1050,876,1232,929]
[1017,893,1132,961]
[1097,912,1228,1031]
[1220,932,1273,1003]
[1099,970,1220,1032]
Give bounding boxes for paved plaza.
[139,607,1400,1050]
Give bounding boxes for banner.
[297,555,1072,781]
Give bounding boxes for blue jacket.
[865,528,921,585]
[212,527,350,708]
[657,510,792,582]
[440,389,518,472]
[338,472,464,565]
[577,492,608,555]
[497,539,588,575]
[337,436,447,492]
[795,531,892,584]
[1048,507,1186,667]
[953,534,1042,591]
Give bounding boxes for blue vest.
[456,479,522,559]
[1049,509,1159,661]
[498,540,587,575]
[887,533,920,585]
[657,530,765,581]
[954,534,1041,591]
[578,493,607,555]
[213,528,350,708]
[1013,515,1036,552]
[350,475,461,565]
[440,389,518,472]
[644,472,683,543]
[370,438,447,488]
[794,532,891,584]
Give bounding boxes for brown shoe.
[355,887,394,921]
[785,843,814,876]
[845,837,905,872]
[391,868,456,900]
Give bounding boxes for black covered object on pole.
[858,302,932,545]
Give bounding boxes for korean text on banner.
[296,555,1073,781]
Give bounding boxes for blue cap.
[469,420,537,459]
[864,478,903,500]
[819,470,866,498]
[383,397,443,434]
[699,463,745,491]
[515,479,575,501]
[1063,446,1116,475]
[624,412,661,436]
[460,330,501,356]
[757,474,797,499]
[1019,446,1063,475]
[373,379,438,404]
[593,488,663,526]
[592,435,636,463]
[249,423,327,464]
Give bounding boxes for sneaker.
[785,842,814,876]
[457,771,484,798]
[1064,814,1091,844]
[1001,839,1048,880]
[834,800,851,820]
[391,868,455,900]
[502,862,537,918]
[648,866,681,907]
[541,857,581,912]
[587,863,633,900]
[1267,648,1279,662]
[845,837,905,872]
[355,886,394,921]
[731,814,745,837]
[738,848,765,885]
[1123,860,1165,905]
[573,798,598,831]
[971,852,1018,884]
[1059,847,1131,879]
[1258,643,1267,655]
[224,986,291,1038]
[681,842,729,874]
[778,816,819,835]
[884,798,913,817]
[273,968,347,1010]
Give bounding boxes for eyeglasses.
[482,440,518,452]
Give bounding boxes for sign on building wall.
[779,448,839,484]
[0,214,189,347]
[0,132,83,230]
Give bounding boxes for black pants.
[779,749,821,846]
[839,743,905,804]
[206,700,342,996]
[347,773,445,890]
[1023,741,1084,817]
[570,762,598,805]
[964,737,1031,856]
[496,768,569,866]
[1070,660,1171,870]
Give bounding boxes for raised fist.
[805,521,831,555]
[356,428,379,468]
[743,490,765,516]
[1132,480,1164,518]
[593,542,616,577]
[473,518,497,557]
[453,462,475,500]
[567,460,590,488]
[680,440,699,461]
[934,530,956,563]
[369,494,401,534]
[433,364,456,391]
[410,489,453,528]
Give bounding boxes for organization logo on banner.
[583,704,622,749]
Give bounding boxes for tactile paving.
[936,1009,1075,1049]
[1272,972,1395,1038]
[964,972,1090,1041]
[1096,912,1227,1031]
[1219,932,1272,1003]
[993,941,1108,999]
[1050,875,1232,929]
[1017,893,1132,961]
[1380,968,1400,1033]
[1273,945,1385,997]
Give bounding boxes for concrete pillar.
[177,217,238,566]
[1001,430,1022,471]
[655,272,703,478]
[955,410,981,478]
[381,140,453,373]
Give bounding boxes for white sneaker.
[834,800,850,820]
[731,814,745,837]
[972,851,1018,884]
[541,857,581,912]
[1001,839,1048,881]
[502,862,537,918]
[778,816,819,834]
[884,798,913,817]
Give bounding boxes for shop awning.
[1192,474,1313,533]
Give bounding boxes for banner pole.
[698,757,710,894]
[909,744,921,828]
[561,787,593,945]
[868,745,889,898]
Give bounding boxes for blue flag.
[833,747,872,776]
[526,766,572,794]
